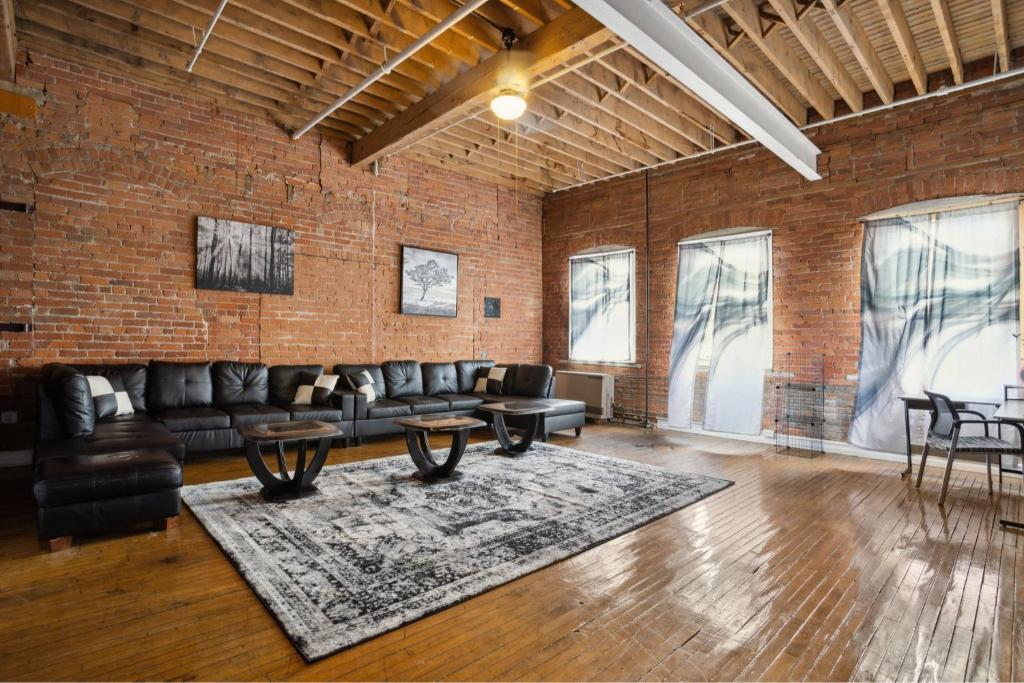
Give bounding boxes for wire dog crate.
[774,352,825,455]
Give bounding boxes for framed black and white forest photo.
[196,216,295,295]
[400,245,458,317]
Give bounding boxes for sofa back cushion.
[507,363,553,398]
[335,364,386,400]
[213,361,269,407]
[73,364,148,412]
[422,362,459,395]
[147,361,214,411]
[268,364,324,405]
[455,359,496,393]
[382,360,423,398]
[44,364,96,438]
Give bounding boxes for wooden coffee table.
[238,420,343,500]
[393,414,486,481]
[479,400,555,454]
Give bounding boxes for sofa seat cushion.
[395,395,450,415]
[223,404,290,427]
[366,399,413,419]
[435,393,484,411]
[34,448,182,508]
[34,415,185,463]
[283,404,345,423]
[470,393,507,404]
[156,407,230,432]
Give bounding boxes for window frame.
[567,247,638,364]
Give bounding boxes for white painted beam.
[572,0,821,181]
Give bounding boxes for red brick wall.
[0,51,543,419]
[543,75,1024,438]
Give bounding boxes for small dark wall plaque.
[484,297,501,319]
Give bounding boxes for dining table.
[993,400,1024,532]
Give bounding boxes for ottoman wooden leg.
[156,516,180,531]
[48,536,73,552]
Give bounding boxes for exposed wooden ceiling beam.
[991,0,1010,72]
[875,0,927,95]
[929,0,963,84]
[765,0,862,112]
[686,9,807,126]
[819,0,893,103]
[722,0,834,119]
[351,6,611,166]
[0,0,15,81]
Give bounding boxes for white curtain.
[849,201,1020,451]
[570,250,635,363]
[668,233,771,434]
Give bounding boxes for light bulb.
[490,90,527,120]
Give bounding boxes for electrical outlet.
[0,411,16,425]
[480,351,488,358]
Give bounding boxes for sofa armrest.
[332,389,366,419]
[547,375,557,399]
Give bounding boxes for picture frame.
[400,245,459,317]
[196,216,295,295]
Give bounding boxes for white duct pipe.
[552,64,1024,193]
[292,0,491,140]
[683,0,730,20]
[186,0,229,73]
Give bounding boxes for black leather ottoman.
[33,448,183,551]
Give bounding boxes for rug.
[181,441,733,662]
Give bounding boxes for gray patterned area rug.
[181,441,732,662]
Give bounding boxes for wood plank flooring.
[0,424,1021,681]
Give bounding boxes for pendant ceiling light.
[490,29,526,121]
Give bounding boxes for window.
[849,197,1021,452]
[569,248,636,363]
[667,231,772,435]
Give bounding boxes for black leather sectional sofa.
[33,358,584,548]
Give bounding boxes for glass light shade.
[490,91,527,120]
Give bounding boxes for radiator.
[555,371,614,420]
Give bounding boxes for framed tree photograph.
[400,245,458,317]
[196,216,294,295]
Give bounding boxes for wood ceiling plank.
[687,9,807,126]
[18,23,358,141]
[0,0,15,81]
[351,5,612,166]
[722,0,834,119]
[819,0,893,103]
[394,0,502,52]
[549,71,694,158]
[991,0,1010,72]
[403,148,545,193]
[411,138,551,192]
[600,49,738,145]
[875,0,927,95]
[929,0,964,84]
[764,0,862,112]
[20,0,373,136]
[495,111,630,175]
[434,128,579,186]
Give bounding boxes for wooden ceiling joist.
[350,5,611,166]
[929,0,964,84]
[765,0,863,111]
[819,0,894,103]
[0,0,15,81]
[992,0,1011,71]
[875,0,928,94]
[722,0,835,119]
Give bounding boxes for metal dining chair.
[916,390,1024,505]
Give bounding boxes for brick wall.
[543,75,1024,439]
[0,50,543,419]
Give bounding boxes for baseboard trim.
[655,418,1011,476]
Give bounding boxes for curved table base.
[492,413,540,455]
[244,437,332,501]
[407,428,471,481]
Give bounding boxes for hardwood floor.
[0,424,1021,681]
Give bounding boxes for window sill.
[559,360,643,369]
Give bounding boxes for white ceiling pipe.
[186,0,229,73]
[292,0,491,141]
[573,0,821,180]
[683,0,731,20]
[552,63,1024,193]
